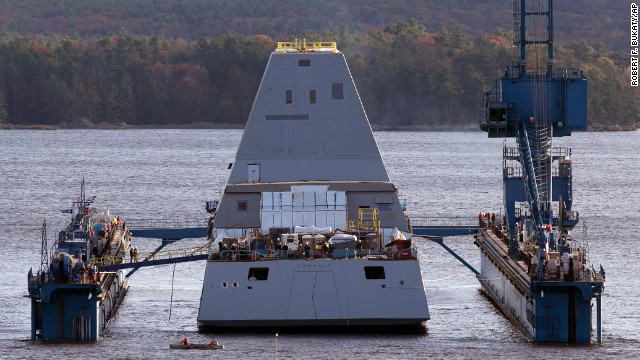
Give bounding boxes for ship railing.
[504,165,560,179]
[503,146,572,160]
[275,41,338,53]
[553,68,584,80]
[409,216,478,227]
[37,268,101,285]
[125,218,208,229]
[211,248,388,261]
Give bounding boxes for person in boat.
[181,337,190,345]
[209,339,218,346]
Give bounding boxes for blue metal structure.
[27,181,131,341]
[476,0,605,343]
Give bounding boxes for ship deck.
[476,219,605,294]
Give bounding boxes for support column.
[596,294,602,343]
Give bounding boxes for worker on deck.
[355,240,363,257]
[304,242,311,259]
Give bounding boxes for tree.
[0,78,7,124]
[42,74,77,123]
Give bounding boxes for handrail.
[125,218,208,229]
[90,243,211,268]
[275,41,338,53]
[409,216,478,227]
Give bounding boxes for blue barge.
[475,0,605,343]
[27,181,131,341]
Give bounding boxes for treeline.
[0,0,628,50]
[0,25,637,129]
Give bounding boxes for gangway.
[126,218,209,241]
[411,216,479,237]
[119,216,481,276]
[408,216,481,274]
[91,243,211,272]
[126,216,480,239]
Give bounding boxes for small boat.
[169,342,224,350]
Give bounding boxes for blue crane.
[480,0,587,276]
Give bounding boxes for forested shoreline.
[0,25,637,130]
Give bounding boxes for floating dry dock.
[27,183,130,341]
[476,0,605,343]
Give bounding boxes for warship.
[197,41,430,331]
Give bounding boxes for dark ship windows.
[298,59,311,66]
[310,90,316,104]
[237,201,248,211]
[248,267,269,281]
[364,266,386,279]
[286,90,292,104]
[332,83,343,99]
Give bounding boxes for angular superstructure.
[197,42,429,330]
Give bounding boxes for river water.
[0,129,638,359]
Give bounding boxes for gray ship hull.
[197,258,429,329]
